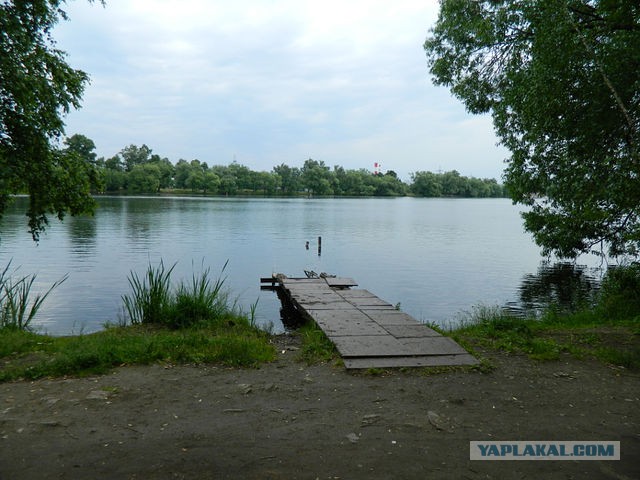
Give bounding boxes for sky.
[54,0,509,182]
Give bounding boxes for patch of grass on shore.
[296,322,339,365]
[449,264,640,369]
[450,306,639,368]
[0,319,275,382]
[0,260,276,382]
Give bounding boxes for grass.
[448,263,640,370]
[0,262,67,331]
[122,260,176,326]
[0,260,275,381]
[296,322,339,365]
[0,320,275,382]
[449,303,639,368]
[2,261,638,379]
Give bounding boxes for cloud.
[54,0,507,180]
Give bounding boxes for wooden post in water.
[318,236,322,256]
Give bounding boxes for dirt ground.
[1,334,638,480]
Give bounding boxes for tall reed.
[122,260,175,325]
[169,261,229,328]
[0,262,67,331]
[122,260,241,328]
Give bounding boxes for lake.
[0,196,602,335]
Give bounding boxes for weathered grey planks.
[272,275,478,369]
[343,354,478,369]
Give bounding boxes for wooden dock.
[263,275,478,369]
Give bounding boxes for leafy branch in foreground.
[1,1,105,239]
[425,1,640,258]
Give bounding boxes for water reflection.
[509,262,602,315]
[66,215,97,256]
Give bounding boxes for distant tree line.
[65,134,508,198]
[410,170,505,197]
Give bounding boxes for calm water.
[0,196,602,335]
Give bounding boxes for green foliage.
[97,140,505,197]
[596,263,640,321]
[68,126,510,196]
[122,260,246,330]
[301,158,333,196]
[594,346,640,370]
[411,170,506,197]
[452,265,640,368]
[168,263,229,329]
[0,323,276,381]
[0,1,103,240]
[273,163,300,194]
[297,322,338,364]
[425,1,640,258]
[122,261,175,325]
[0,262,67,331]
[121,144,153,172]
[128,163,162,193]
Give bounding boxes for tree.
[301,159,333,196]
[202,171,220,194]
[425,1,640,258]
[272,163,301,195]
[63,133,104,193]
[411,171,442,197]
[185,170,204,192]
[104,169,126,192]
[251,171,278,195]
[64,134,97,165]
[105,155,124,172]
[0,1,103,240]
[370,173,406,196]
[121,144,153,172]
[128,164,161,193]
[149,156,175,189]
[173,159,191,189]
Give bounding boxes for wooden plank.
[338,291,394,307]
[345,298,395,308]
[331,335,467,358]
[296,301,355,310]
[289,292,344,304]
[284,284,333,293]
[360,310,421,326]
[268,273,478,368]
[309,310,389,336]
[281,278,324,284]
[335,289,377,298]
[325,277,358,287]
[383,324,441,338]
[343,354,479,369]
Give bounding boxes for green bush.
[122,260,175,325]
[597,263,640,321]
[167,264,229,328]
[122,260,237,328]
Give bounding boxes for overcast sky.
[54,0,509,182]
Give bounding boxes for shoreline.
[1,333,638,479]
